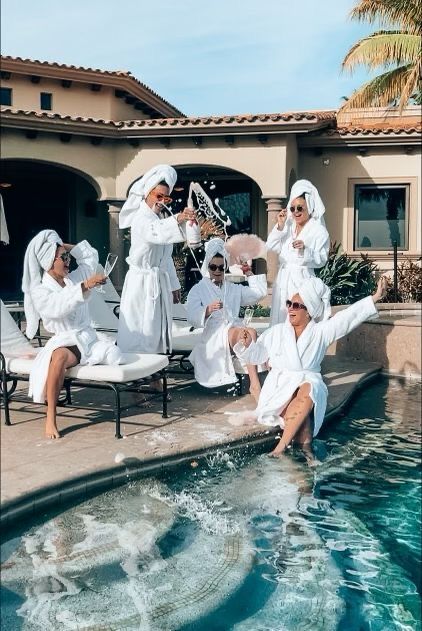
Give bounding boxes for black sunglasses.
[286,300,307,311]
[208,264,226,272]
[56,252,71,263]
[290,205,306,213]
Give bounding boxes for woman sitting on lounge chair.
[22,230,122,439]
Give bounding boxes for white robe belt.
[128,264,170,301]
[127,263,173,351]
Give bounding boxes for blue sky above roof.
[1,0,376,116]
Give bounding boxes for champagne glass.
[243,307,254,326]
[96,253,118,293]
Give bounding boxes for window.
[40,92,52,110]
[0,87,12,106]
[354,184,409,250]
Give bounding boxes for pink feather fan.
[225,233,267,266]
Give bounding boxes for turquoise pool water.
[1,377,421,630]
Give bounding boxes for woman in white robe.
[187,238,267,401]
[22,230,122,439]
[267,179,330,325]
[117,164,195,355]
[233,275,387,456]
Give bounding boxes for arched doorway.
[173,166,265,290]
[133,164,264,292]
[0,160,106,299]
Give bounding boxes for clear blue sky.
[1,0,375,116]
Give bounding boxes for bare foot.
[149,379,172,402]
[269,438,287,458]
[301,442,319,467]
[131,392,153,408]
[45,418,60,439]
[249,383,261,404]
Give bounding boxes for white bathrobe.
[28,241,122,404]
[267,218,329,325]
[117,202,185,354]
[234,295,377,436]
[187,274,267,388]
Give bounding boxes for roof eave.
[0,58,183,118]
[298,132,422,148]
[1,110,335,139]
[119,120,334,138]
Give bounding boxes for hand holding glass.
[243,307,254,326]
[96,253,118,293]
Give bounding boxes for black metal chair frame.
[0,351,168,439]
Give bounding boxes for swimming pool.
[1,377,420,630]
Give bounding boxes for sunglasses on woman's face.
[56,252,71,263]
[290,205,306,213]
[208,264,225,272]
[151,192,173,204]
[286,300,307,311]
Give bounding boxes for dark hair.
[157,180,169,188]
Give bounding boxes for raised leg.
[228,326,261,402]
[45,346,80,439]
[270,383,314,457]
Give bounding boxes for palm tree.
[341,0,422,111]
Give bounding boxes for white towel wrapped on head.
[22,229,63,339]
[287,179,326,225]
[200,237,229,277]
[119,164,177,229]
[294,276,331,322]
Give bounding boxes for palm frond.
[340,64,416,109]
[397,58,422,108]
[350,0,421,34]
[342,32,421,71]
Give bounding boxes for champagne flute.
[96,253,118,293]
[243,307,254,326]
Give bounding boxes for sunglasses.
[56,252,71,264]
[151,193,173,204]
[286,300,307,311]
[208,264,226,272]
[290,205,306,213]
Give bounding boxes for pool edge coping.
[0,365,382,532]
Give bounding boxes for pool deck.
[0,356,381,528]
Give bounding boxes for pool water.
[1,377,421,630]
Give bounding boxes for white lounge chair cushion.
[171,326,203,352]
[5,353,168,383]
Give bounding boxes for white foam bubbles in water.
[114,452,125,463]
[172,490,240,535]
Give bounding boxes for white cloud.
[1,0,374,115]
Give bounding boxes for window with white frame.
[354,184,409,250]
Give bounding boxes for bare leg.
[269,383,314,457]
[149,376,171,402]
[228,327,261,402]
[45,346,80,439]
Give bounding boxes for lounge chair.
[0,300,169,438]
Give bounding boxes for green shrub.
[384,257,422,303]
[239,304,271,318]
[316,242,378,305]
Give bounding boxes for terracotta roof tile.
[3,106,419,139]
[118,110,336,128]
[330,122,422,136]
[0,55,184,116]
[0,107,121,127]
